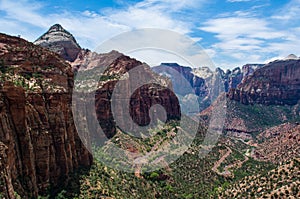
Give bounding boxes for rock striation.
[228,59,300,105]
[0,33,92,198]
[71,51,181,139]
[34,24,81,62]
[34,24,181,144]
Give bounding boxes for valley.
[0,24,299,199]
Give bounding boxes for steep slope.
[228,59,300,105]
[220,158,300,198]
[0,33,92,198]
[72,50,181,139]
[254,123,300,163]
[200,93,300,138]
[34,24,81,62]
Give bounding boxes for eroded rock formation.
[0,33,92,198]
[228,59,300,105]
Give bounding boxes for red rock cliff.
[228,59,300,105]
[0,33,92,198]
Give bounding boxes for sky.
[0,0,299,69]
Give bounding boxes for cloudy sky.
[0,0,299,68]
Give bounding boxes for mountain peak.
[48,24,67,33]
[34,24,81,62]
[284,54,298,60]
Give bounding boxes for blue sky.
[0,0,299,68]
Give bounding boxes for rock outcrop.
[228,59,300,105]
[0,33,92,198]
[34,24,181,143]
[34,24,81,62]
[72,51,181,139]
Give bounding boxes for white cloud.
[199,15,291,67]
[272,0,300,21]
[1,0,299,69]
[135,0,201,12]
[201,17,284,40]
[264,56,284,64]
[0,0,50,28]
[0,0,198,50]
[106,6,190,34]
[95,29,215,68]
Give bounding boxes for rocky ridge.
[228,59,300,105]
[0,33,92,198]
[72,52,180,139]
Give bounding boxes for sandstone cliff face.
[0,33,92,198]
[34,24,81,62]
[200,93,300,136]
[72,52,180,139]
[228,59,300,105]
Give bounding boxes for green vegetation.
[226,100,300,137]
[50,129,281,199]
[99,75,118,82]
[220,158,300,198]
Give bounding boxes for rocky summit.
[34,24,81,62]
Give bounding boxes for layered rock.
[34,24,81,62]
[200,92,300,136]
[72,52,181,139]
[228,59,300,105]
[0,33,92,198]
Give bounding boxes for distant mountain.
[152,63,207,97]
[284,54,299,60]
[34,24,81,62]
[19,23,300,199]
[228,59,300,105]
[152,63,266,113]
[241,64,264,81]
[200,58,300,137]
[193,64,264,92]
